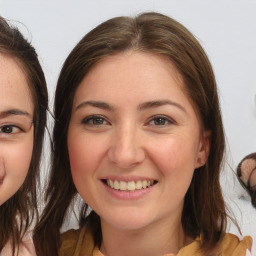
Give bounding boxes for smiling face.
[68,51,210,232]
[0,54,34,205]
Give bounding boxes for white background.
[1,0,256,240]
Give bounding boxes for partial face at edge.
[68,51,210,231]
[0,54,34,205]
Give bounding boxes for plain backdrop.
[1,0,256,239]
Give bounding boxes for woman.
[34,12,252,255]
[0,16,48,255]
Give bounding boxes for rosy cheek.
[0,135,34,205]
[68,146,79,171]
[68,142,82,176]
[11,140,33,178]
[158,140,183,162]
[68,138,95,177]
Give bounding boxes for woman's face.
[0,54,34,205]
[68,52,210,231]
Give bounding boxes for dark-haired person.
[34,12,252,256]
[0,16,48,256]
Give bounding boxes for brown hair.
[34,12,227,255]
[0,16,48,255]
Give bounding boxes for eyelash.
[81,114,175,127]
[0,125,22,134]
[147,115,175,127]
[82,115,110,126]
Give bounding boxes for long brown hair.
[34,12,227,255]
[0,16,48,255]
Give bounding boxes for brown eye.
[148,115,174,126]
[82,115,109,126]
[152,117,168,125]
[91,117,105,125]
[0,125,20,134]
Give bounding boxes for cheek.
[6,139,33,178]
[68,134,104,180]
[147,135,200,200]
[0,135,34,204]
[67,133,107,205]
[149,137,197,174]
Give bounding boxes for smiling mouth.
[103,179,157,191]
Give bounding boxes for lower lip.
[102,182,154,200]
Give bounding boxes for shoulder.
[59,226,95,256]
[218,233,252,256]
[60,227,85,245]
[177,233,252,256]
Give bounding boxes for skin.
[68,51,210,255]
[240,159,256,185]
[0,53,34,206]
[250,168,256,188]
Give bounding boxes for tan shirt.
[59,226,252,256]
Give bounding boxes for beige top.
[59,226,252,256]
[1,232,36,256]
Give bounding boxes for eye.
[147,115,175,126]
[82,115,110,126]
[0,125,21,134]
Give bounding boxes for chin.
[101,209,154,231]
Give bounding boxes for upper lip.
[100,176,158,182]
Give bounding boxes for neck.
[100,216,191,256]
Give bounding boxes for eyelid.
[146,114,176,126]
[0,124,23,134]
[0,118,33,128]
[82,114,111,125]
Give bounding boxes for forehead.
[75,51,186,99]
[0,53,34,113]
[74,52,201,114]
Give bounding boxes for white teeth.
[135,180,142,189]
[142,180,147,189]
[127,181,135,191]
[120,181,127,190]
[114,180,119,190]
[106,179,155,191]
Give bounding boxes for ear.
[195,130,211,168]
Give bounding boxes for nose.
[107,124,145,169]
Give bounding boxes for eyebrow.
[0,109,32,119]
[138,100,186,113]
[75,101,115,111]
[75,99,186,113]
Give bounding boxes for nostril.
[107,146,146,169]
